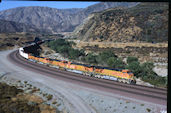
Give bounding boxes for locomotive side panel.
[75,65,86,72]
[85,67,94,73]
[58,62,67,68]
[51,60,60,66]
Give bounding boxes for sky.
[0,1,99,11]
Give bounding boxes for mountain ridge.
[0,2,138,33]
[0,19,40,33]
[69,2,168,43]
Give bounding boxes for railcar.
[19,47,29,59]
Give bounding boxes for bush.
[47,39,84,59]
[68,48,84,60]
[127,56,138,64]
[141,62,154,72]
[142,74,167,86]
[85,53,97,64]
[52,101,57,104]
[126,60,167,87]
[96,50,117,65]
[126,61,142,78]
[46,94,53,100]
[58,46,70,56]
[107,57,125,69]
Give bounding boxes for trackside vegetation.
[46,39,167,87]
[126,57,167,87]
[46,39,84,59]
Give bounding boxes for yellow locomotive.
[27,54,136,84]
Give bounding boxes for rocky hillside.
[0,2,138,33]
[0,19,40,33]
[70,2,168,43]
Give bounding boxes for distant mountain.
[70,2,168,43]
[0,19,40,33]
[0,2,138,33]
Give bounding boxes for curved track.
[8,50,167,105]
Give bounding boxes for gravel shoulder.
[0,49,167,113]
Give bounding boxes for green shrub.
[127,56,138,64]
[85,53,97,64]
[96,50,117,65]
[126,61,142,78]
[68,48,84,60]
[107,57,125,69]
[127,60,167,87]
[46,94,53,100]
[59,46,70,54]
[141,62,154,72]
[47,39,85,60]
[52,101,57,104]
[142,75,167,86]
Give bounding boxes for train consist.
[19,45,136,84]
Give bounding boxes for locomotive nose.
[128,73,134,78]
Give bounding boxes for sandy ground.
[0,49,167,113]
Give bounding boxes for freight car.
[19,47,136,84]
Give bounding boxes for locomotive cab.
[122,70,136,84]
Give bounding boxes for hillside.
[70,2,168,43]
[0,2,138,33]
[0,19,40,33]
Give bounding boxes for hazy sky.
[0,1,99,11]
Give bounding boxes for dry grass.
[69,40,168,49]
[17,93,44,104]
[0,33,35,51]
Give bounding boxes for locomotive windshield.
[127,71,133,74]
[128,72,133,74]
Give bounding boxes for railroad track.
[8,50,167,105]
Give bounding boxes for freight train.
[19,46,136,84]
